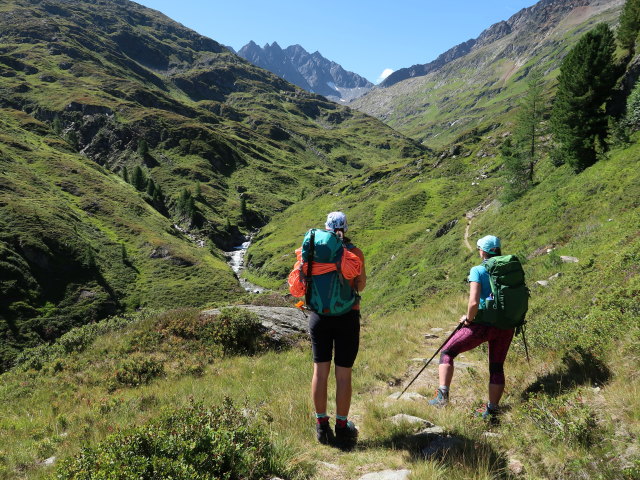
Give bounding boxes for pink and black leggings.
[439,323,515,385]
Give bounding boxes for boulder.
[358,470,412,480]
[508,458,525,475]
[412,425,445,438]
[389,414,433,428]
[201,305,307,342]
[560,256,579,263]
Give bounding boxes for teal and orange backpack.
[288,229,361,316]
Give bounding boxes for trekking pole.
[398,322,464,399]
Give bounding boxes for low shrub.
[113,355,164,388]
[204,307,267,356]
[13,313,143,371]
[124,330,164,353]
[155,308,203,339]
[524,391,600,447]
[57,399,295,480]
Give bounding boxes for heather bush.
[204,307,268,356]
[113,355,164,388]
[57,399,292,480]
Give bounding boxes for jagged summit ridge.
[238,41,373,102]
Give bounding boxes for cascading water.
[225,239,265,293]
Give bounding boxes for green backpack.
[475,255,529,329]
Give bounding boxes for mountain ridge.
[352,0,624,148]
[378,0,598,89]
[238,41,373,102]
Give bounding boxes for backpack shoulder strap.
[305,229,315,307]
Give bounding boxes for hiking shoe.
[316,421,334,445]
[428,388,449,407]
[335,420,358,446]
[477,404,500,425]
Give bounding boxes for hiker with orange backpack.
[288,212,366,446]
[429,235,528,422]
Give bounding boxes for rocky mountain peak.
[238,41,373,102]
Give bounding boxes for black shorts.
[309,309,360,368]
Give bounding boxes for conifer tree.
[146,178,156,196]
[500,139,530,202]
[240,197,247,219]
[514,70,545,183]
[152,185,166,213]
[177,188,196,222]
[137,139,149,157]
[618,0,640,52]
[550,23,617,172]
[501,71,545,202]
[131,165,147,191]
[121,165,129,183]
[52,115,62,135]
[66,130,79,150]
[625,79,640,129]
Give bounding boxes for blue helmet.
[476,235,501,254]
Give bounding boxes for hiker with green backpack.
[429,235,528,422]
[288,212,366,446]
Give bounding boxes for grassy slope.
[351,1,622,150]
[2,131,637,480]
[0,108,241,367]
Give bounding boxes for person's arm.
[460,281,481,325]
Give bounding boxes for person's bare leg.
[312,362,331,414]
[438,363,454,387]
[488,383,504,405]
[335,366,352,417]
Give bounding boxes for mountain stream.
[225,240,266,294]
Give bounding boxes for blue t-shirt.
[468,263,492,309]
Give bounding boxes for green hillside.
[351,0,624,150]
[1,0,639,478]
[0,0,425,368]
[1,141,638,479]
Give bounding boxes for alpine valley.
[0,0,639,479]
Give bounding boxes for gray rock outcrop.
[358,470,412,480]
[201,305,308,342]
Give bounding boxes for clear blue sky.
[135,0,537,83]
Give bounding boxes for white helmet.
[325,211,348,232]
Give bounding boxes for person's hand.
[460,315,472,326]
